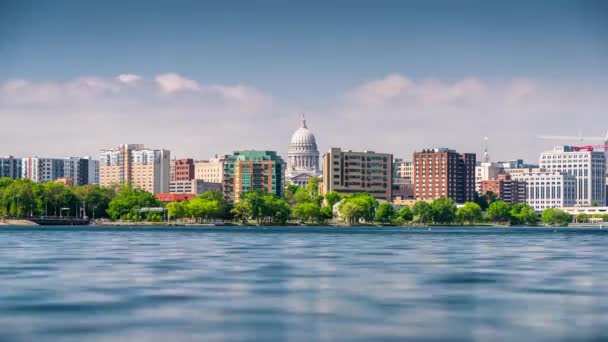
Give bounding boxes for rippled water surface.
[1,226,608,341]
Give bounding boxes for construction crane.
[538,130,608,144]
[572,145,608,152]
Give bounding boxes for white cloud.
[0,72,606,163]
[155,73,201,93]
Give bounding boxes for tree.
[106,185,162,220]
[541,208,572,226]
[231,200,253,224]
[412,201,433,223]
[293,188,312,204]
[398,206,413,221]
[431,197,457,224]
[73,184,115,219]
[576,213,590,223]
[457,202,482,224]
[305,177,321,197]
[292,202,321,223]
[324,191,342,207]
[510,203,539,225]
[375,202,397,223]
[319,206,333,222]
[339,201,367,224]
[486,201,512,223]
[167,201,187,220]
[284,184,301,205]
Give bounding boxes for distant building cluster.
[2,118,608,212]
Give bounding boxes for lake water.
[1,226,607,341]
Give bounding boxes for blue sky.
[1,0,607,160]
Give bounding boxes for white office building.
[540,146,606,206]
[511,169,576,211]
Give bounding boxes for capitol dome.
[286,114,321,187]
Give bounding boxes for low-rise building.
[155,193,196,203]
[170,159,195,182]
[170,179,222,194]
[475,162,503,193]
[195,155,225,183]
[481,174,526,204]
[321,148,393,201]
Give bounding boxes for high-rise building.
[195,155,226,183]
[222,150,285,204]
[99,144,170,194]
[481,174,527,205]
[21,157,98,185]
[539,146,606,206]
[413,148,476,203]
[170,159,195,182]
[475,162,503,193]
[0,156,22,179]
[286,114,321,187]
[510,169,576,211]
[321,148,393,201]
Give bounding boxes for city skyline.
[1,1,607,162]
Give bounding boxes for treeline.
[0,176,591,226]
[0,178,114,218]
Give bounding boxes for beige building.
[194,155,225,183]
[321,148,393,201]
[394,159,413,181]
[99,144,170,194]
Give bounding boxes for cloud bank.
[1,73,606,162]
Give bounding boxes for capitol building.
[286,115,321,187]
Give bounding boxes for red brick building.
[481,174,527,204]
[155,193,196,203]
[170,159,195,182]
[413,148,476,203]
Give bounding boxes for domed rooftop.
[289,115,317,147]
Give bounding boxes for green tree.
[576,213,590,223]
[324,191,342,207]
[457,202,482,224]
[167,201,187,219]
[486,201,512,223]
[431,197,457,224]
[293,188,312,204]
[292,202,321,223]
[284,184,301,205]
[541,208,572,226]
[231,200,253,224]
[305,177,321,197]
[73,184,115,219]
[375,202,397,223]
[398,205,413,221]
[319,206,333,222]
[106,185,162,220]
[339,201,367,224]
[412,201,433,224]
[510,203,539,225]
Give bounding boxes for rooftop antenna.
[483,137,490,162]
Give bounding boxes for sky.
[1,0,607,162]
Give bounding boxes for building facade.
[21,157,98,185]
[394,159,414,181]
[286,115,320,187]
[321,148,393,201]
[170,159,195,182]
[540,146,606,206]
[480,174,527,205]
[0,156,22,179]
[170,179,222,194]
[222,151,285,204]
[413,148,476,203]
[194,155,225,183]
[475,162,503,193]
[99,144,170,194]
[510,169,576,211]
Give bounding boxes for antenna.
[300,113,307,128]
[483,137,490,163]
